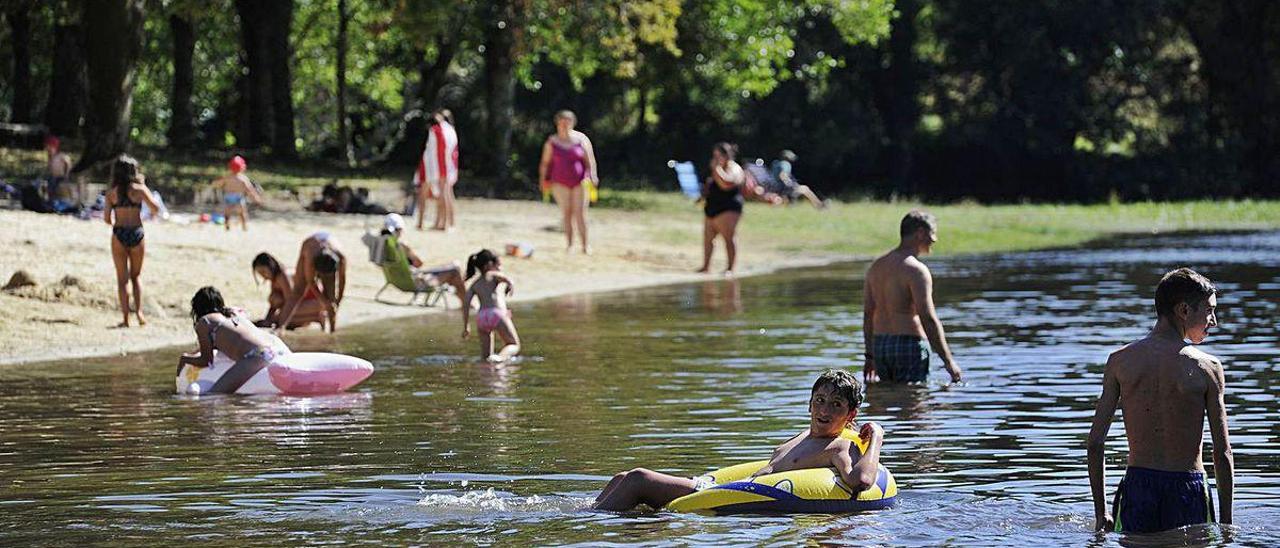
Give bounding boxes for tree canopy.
[1,0,1276,200]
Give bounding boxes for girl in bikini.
[178,286,287,394]
[104,155,162,327]
[461,249,520,363]
[251,252,325,329]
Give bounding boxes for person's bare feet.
[695,267,710,273]
[582,246,592,256]
[115,321,130,328]
[487,353,507,364]
[136,312,147,326]
[723,270,735,278]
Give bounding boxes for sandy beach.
[0,196,842,365]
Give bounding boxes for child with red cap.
[209,155,263,231]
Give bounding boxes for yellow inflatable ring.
[666,429,898,514]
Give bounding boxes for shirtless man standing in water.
[862,210,962,384]
[1088,268,1233,533]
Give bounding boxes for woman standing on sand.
[104,155,162,327]
[697,142,745,276]
[538,110,599,254]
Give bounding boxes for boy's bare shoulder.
[1181,345,1224,375]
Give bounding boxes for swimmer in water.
[593,369,884,511]
[461,249,520,363]
[209,155,262,232]
[1088,268,1232,533]
[178,286,284,394]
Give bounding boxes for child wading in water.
[461,249,520,362]
[210,155,262,231]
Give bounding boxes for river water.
[2,231,1278,546]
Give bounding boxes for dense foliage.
[0,0,1276,200]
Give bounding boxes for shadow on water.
[1,231,1279,545]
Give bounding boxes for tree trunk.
[46,16,87,138]
[265,0,296,158]
[483,0,518,189]
[234,0,273,148]
[879,0,920,196]
[78,0,145,170]
[8,8,33,123]
[419,36,457,110]
[167,13,196,149]
[336,0,352,165]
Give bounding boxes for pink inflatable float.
[176,337,373,395]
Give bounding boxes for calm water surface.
[3,232,1279,546]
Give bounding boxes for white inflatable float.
[176,336,373,396]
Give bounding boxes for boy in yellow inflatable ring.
[593,368,885,511]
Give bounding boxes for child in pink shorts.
[461,249,520,362]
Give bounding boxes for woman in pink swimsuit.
[537,110,599,254]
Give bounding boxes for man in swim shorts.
[1088,268,1232,533]
[862,210,962,384]
[593,369,884,511]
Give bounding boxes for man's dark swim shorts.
[872,334,930,382]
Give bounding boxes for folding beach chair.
[363,232,451,308]
[670,161,703,200]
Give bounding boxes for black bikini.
[112,187,144,249]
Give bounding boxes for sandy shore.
[0,197,845,365]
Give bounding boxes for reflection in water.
[1,231,1279,545]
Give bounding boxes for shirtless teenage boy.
[862,210,962,383]
[1088,268,1232,533]
[593,369,884,511]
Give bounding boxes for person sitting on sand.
[1088,268,1233,533]
[104,155,163,328]
[594,368,884,511]
[378,213,467,302]
[178,286,287,394]
[251,252,326,330]
[277,232,346,333]
[862,209,962,384]
[209,155,262,232]
[461,249,520,363]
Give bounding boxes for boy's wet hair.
[466,248,499,280]
[899,209,937,239]
[190,286,234,322]
[313,249,340,273]
[812,368,864,410]
[1155,267,1217,318]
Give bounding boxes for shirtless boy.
[210,155,262,231]
[1088,268,1233,533]
[862,210,962,383]
[593,369,884,511]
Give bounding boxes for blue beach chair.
[670,161,703,200]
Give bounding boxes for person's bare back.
[1107,338,1222,471]
[865,250,928,338]
[862,210,960,383]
